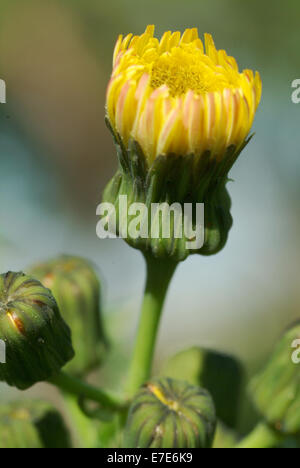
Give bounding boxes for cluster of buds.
[0,24,268,450]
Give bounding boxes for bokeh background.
[0,0,299,429]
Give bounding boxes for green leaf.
[162,346,244,428]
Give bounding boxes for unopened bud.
[124,377,216,448]
[250,322,300,435]
[30,255,108,376]
[0,272,74,389]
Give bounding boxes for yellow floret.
[106,25,262,162]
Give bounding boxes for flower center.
[150,47,232,97]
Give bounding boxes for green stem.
[49,371,126,412]
[63,393,99,448]
[235,423,283,449]
[126,255,177,397]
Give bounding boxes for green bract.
[124,377,216,448]
[30,255,108,376]
[102,122,250,262]
[0,271,74,389]
[250,322,300,435]
[0,401,71,448]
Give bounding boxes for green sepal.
[123,377,216,448]
[30,255,108,376]
[162,346,244,428]
[102,120,250,261]
[0,400,72,448]
[0,272,74,390]
[250,322,300,436]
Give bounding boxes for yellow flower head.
[106,25,262,163]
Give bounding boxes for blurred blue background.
[0,0,299,404]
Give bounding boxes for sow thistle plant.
[0,26,298,449]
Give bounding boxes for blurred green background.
[0,0,299,414]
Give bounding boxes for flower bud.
[0,401,71,448]
[30,255,108,376]
[250,322,300,435]
[0,271,74,389]
[103,26,262,262]
[162,346,244,428]
[123,377,216,448]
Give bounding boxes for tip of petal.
[180,28,194,44]
[145,25,155,37]
[204,33,218,61]
[107,26,262,161]
[113,35,123,67]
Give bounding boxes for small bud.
[250,322,300,435]
[30,255,108,376]
[0,401,71,448]
[124,377,216,448]
[162,346,244,428]
[0,272,74,389]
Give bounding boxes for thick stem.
[49,371,126,412]
[235,423,283,449]
[126,255,177,397]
